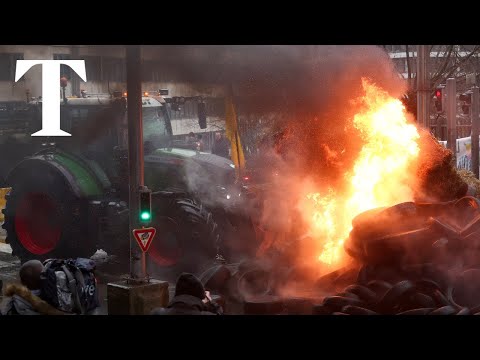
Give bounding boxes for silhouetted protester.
[151,273,223,315]
[186,132,197,149]
[212,132,230,158]
[196,134,205,152]
[2,260,66,315]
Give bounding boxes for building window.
[142,60,153,82]
[392,45,405,52]
[102,57,125,82]
[84,56,102,81]
[0,53,24,81]
[141,60,163,82]
[393,58,406,73]
[206,98,225,117]
[53,53,72,79]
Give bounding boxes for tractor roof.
[64,95,165,107]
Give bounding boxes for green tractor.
[0,92,258,278]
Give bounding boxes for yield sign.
[133,227,156,252]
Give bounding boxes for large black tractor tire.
[148,196,221,280]
[2,162,95,264]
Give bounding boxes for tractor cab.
[60,92,173,150]
[57,92,236,194]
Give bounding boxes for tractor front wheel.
[148,196,220,279]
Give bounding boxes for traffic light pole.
[126,45,145,280]
[446,78,457,163]
[107,50,168,313]
[471,86,480,178]
[416,45,430,128]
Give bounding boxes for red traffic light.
[435,90,442,98]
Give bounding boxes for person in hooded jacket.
[2,260,67,315]
[151,273,223,315]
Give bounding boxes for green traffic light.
[140,211,151,221]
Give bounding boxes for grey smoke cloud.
[177,45,409,231]
[146,45,404,110]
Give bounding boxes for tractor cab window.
[143,105,171,148]
[60,104,122,156]
[68,107,90,132]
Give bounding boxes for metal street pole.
[70,46,80,97]
[126,45,144,280]
[446,78,457,163]
[416,45,430,128]
[471,86,480,178]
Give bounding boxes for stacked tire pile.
[315,265,480,315]
[316,196,480,315]
[199,196,480,314]
[199,260,318,314]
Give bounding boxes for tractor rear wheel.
[2,162,95,263]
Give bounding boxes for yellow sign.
[225,95,245,178]
[0,188,11,223]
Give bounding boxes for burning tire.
[148,196,220,278]
[2,160,95,263]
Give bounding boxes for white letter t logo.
[15,60,87,136]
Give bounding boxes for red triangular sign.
[133,227,156,252]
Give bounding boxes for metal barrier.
[430,116,472,141]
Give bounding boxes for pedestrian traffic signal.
[434,87,444,113]
[139,188,152,223]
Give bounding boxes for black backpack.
[40,258,99,314]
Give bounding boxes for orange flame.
[304,78,420,267]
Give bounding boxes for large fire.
[304,78,420,268]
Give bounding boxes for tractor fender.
[5,151,105,199]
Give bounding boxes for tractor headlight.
[216,185,243,202]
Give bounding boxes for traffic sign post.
[133,227,156,281]
[107,47,169,315]
[126,45,144,281]
[472,86,480,178]
[446,78,457,163]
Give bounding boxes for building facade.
[383,45,480,89]
[0,45,227,138]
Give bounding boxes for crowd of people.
[185,131,231,159]
[0,259,223,315]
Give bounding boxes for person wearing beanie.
[151,273,223,315]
